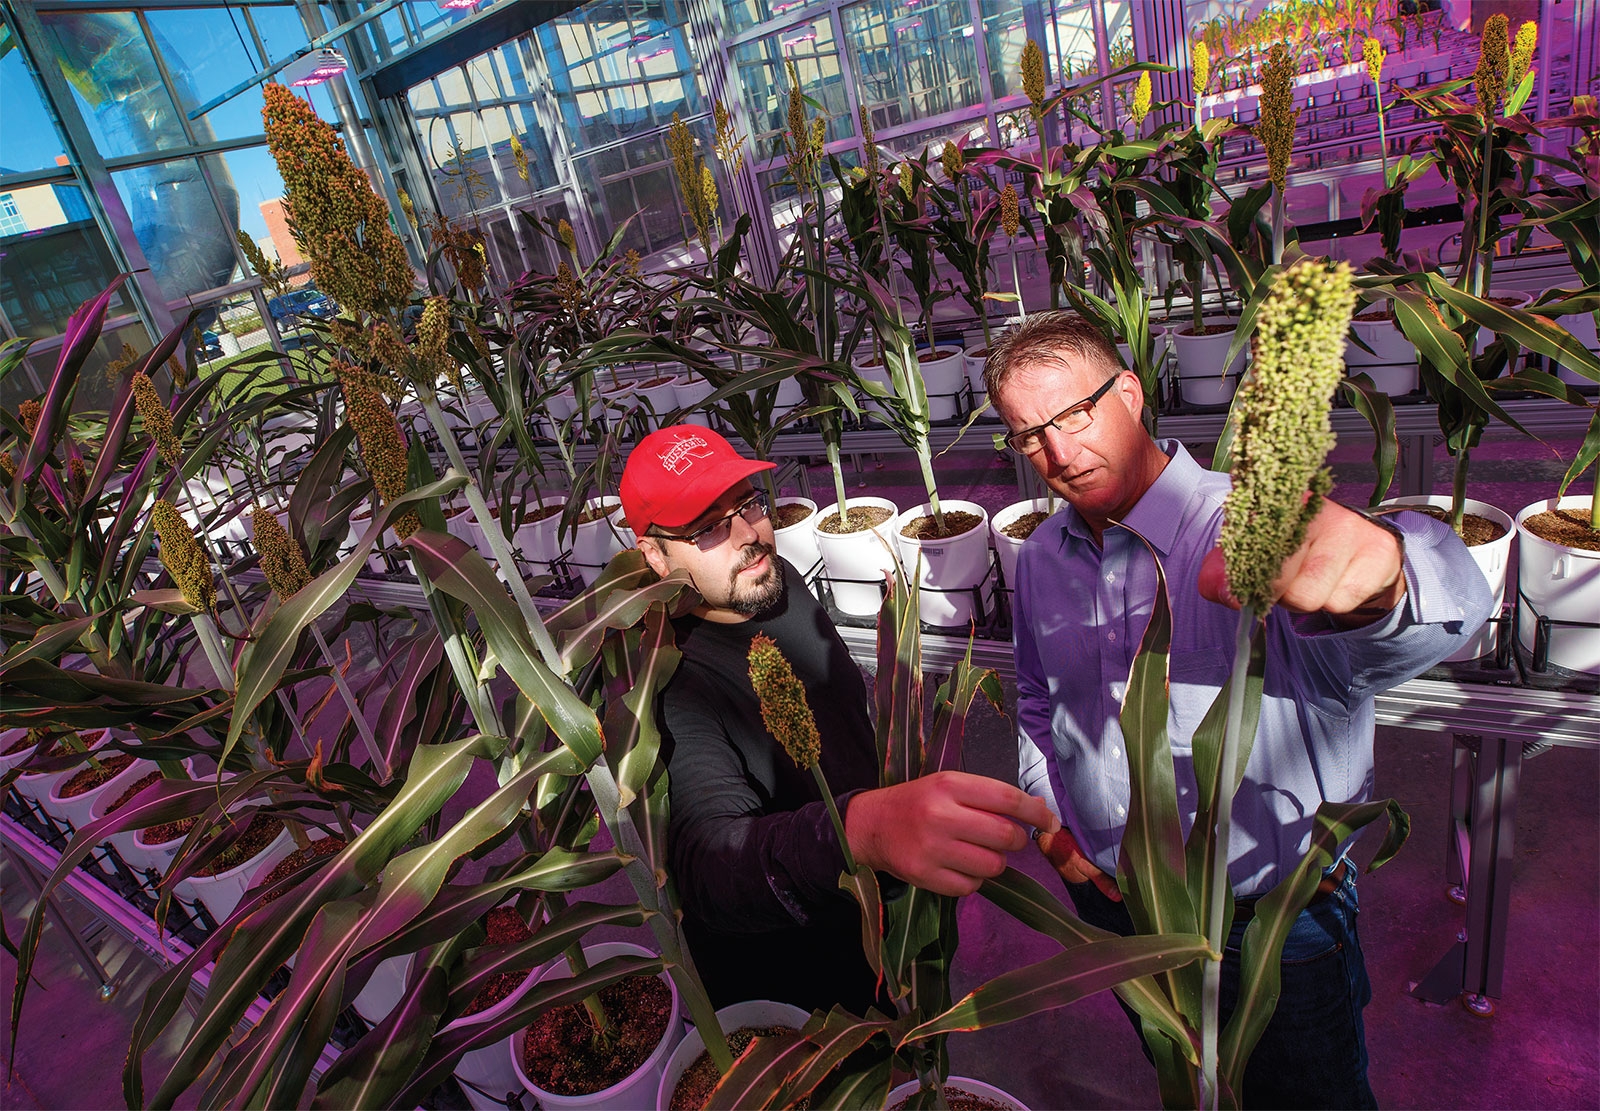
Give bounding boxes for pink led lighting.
[289,61,348,86]
[440,0,481,9]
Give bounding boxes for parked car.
[199,330,224,360]
[266,288,337,323]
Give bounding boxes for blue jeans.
[1066,865,1377,1110]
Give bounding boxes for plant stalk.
[1451,446,1471,535]
[810,765,857,874]
[1202,602,1257,1111]
[417,391,562,672]
[308,623,390,781]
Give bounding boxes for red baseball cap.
[621,424,776,536]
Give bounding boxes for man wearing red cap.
[622,425,1057,1013]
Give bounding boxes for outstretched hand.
[845,771,1059,897]
[1199,498,1405,623]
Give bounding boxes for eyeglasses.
[1002,374,1122,455]
[650,490,770,551]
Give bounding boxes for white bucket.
[633,375,680,427]
[773,497,822,591]
[47,752,149,834]
[1514,495,1600,675]
[673,374,717,427]
[991,498,1055,590]
[963,344,997,420]
[1382,496,1515,662]
[813,497,900,616]
[450,949,543,1111]
[885,1076,1030,1110]
[511,941,681,1111]
[1346,314,1419,396]
[1554,311,1598,387]
[174,816,296,925]
[853,359,894,426]
[654,1000,810,1111]
[514,494,570,567]
[571,496,628,585]
[1170,320,1244,406]
[916,348,967,423]
[893,500,992,627]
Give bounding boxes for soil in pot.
[191,814,285,876]
[637,376,675,389]
[1001,511,1049,541]
[818,506,894,534]
[669,1026,798,1111]
[259,837,346,902]
[890,1085,1012,1111]
[900,510,983,541]
[106,771,164,816]
[1411,507,1508,547]
[521,974,672,1096]
[524,503,564,524]
[773,503,815,530]
[462,906,536,1018]
[57,754,136,799]
[1522,506,1600,552]
[577,504,618,524]
[1354,311,1391,322]
[1179,322,1236,337]
[139,815,199,846]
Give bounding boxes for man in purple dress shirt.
[986,313,1491,1108]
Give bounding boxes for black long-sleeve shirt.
[660,558,884,1014]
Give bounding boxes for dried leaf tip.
[252,505,310,599]
[1220,258,1357,613]
[748,633,821,770]
[152,498,215,611]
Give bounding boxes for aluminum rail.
[0,818,343,1082]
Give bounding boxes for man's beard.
[724,541,784,616]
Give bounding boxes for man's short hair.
[983,312,1122,402]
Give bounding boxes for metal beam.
[367,0,584,101]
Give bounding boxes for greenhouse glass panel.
[843,0,980,132]
[0,182,125,341]
[145,8,269,143]
[207,146,291,269]
[39,10,186,159]
[537,0,703,153]
[112,157,238,301]
[0,18,69,174]
[733,17,853,166]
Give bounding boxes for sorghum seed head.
[558,218,577,254]
[1001,183,1020,238]
[1192,40,1211,98]
[1130,71,1152,129]
[151,498,215,611]
[748,633,821,769]
[1220,258,1357,613]
[1475,14,1510,118]
[941,141,964,180]
[1508,21,1537,92]
[132,372,181,466]
[1258,41,1299,193]
[1021,39,1046,118]
[511,134,530,182]
[1363,38,1384,85]
[339,364,418,539]
[19,400,42,437]
[252,505,310,598]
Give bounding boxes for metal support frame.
[3,843,114,999]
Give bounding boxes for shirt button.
[1115,804,1127,817]
[1104,571,1115,583]
[1110,746,1121,758]
[1107,631,1117,642]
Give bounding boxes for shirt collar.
[1058,439,1200,556]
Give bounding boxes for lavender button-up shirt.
[1014,441,1493,896]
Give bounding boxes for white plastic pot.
[1170,319,1244,406]
[511,941,681,1111]
[885,1076,1029,1110]
[450,957,543,1111]
[853,359,894,425]
[92,761,196,878]
[47,752,149,834]
[916,348,968,423]
[1514,495,1600,675]
[655,1000,810,1111]
[991,497,1055,590]
[1383,496,1514,662]
[814,497,900,617]
[440,502,478,545]
[963,344,998,420]
[1345,314,1419,396]
[173,816,296,925]
[11,728,107,812]
[571,496,628,586]
[893,500,992,627]
[513,494,570,567]
[773,497,822,590]
[546,388,580,425]
[1472,291,1534,356]
[633,375,681,426]
[673,373,718,427]
[1554,311,1598,387]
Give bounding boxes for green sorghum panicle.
[941,141,964,180]
[1258,41,1299,194]
[1220,258,1358,613]
[1363,38,1385,85]
[417,296,456,388]
[152,498,216,611]
[1130,71,1152,129]
[1192,41,1210,98]
[253,505,310,599]
[1475,14,1509,118]
[1508,21,1537,92]
[511,134,530,182]
[748,633,821,770]
[132,372,180,466]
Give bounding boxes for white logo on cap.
[659,433,714,475]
